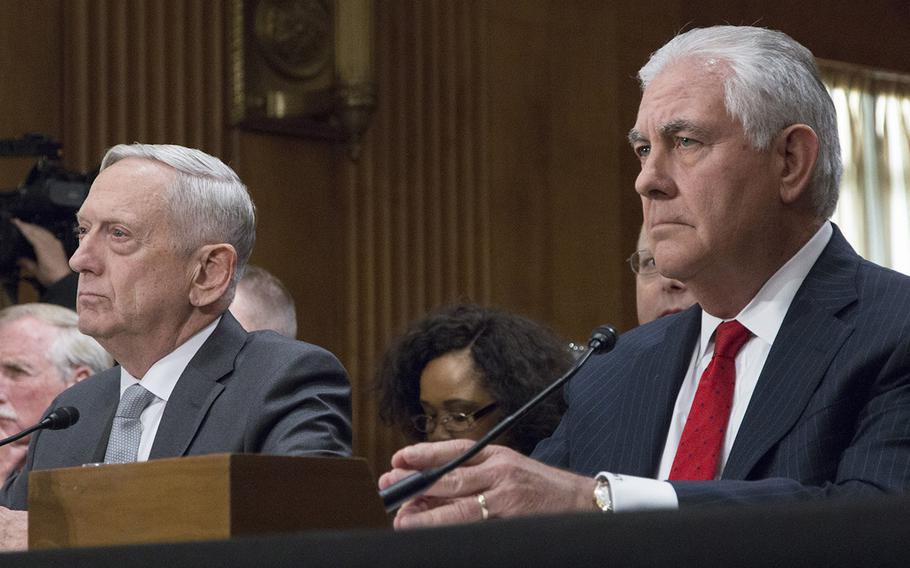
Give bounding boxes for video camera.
[0,134,95,277]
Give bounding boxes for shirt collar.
[698,221,833,356]
[119,316,222,401]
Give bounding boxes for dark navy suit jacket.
[0,312,353,510]
[533,227,910,506]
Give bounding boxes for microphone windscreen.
[589,325,618,352]
[46,406,80,430]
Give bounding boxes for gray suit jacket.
[0,312,353,510]
[533,227,910,506]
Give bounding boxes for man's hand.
[378,440,596,529]
[0,507,27,550]
[12,218,72,287]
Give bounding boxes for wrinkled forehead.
[0,315,57,346]
[79,159,173,219]
[632,59,731,137]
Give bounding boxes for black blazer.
[533,227,910,506]
[0,312,353,510]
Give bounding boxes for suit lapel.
[610,307,701,476]
[148,313,246,459]
[723,228,859,479]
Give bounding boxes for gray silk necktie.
[104,383,157,464]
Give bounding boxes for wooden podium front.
[27,454,389,550]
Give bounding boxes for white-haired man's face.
[0,317,73,435]
[0,316,90,478]
[631,59,784,292]
[70,158,194,345]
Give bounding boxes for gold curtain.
[823,63,910,274]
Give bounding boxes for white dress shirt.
[115,317,220,462]
[604,222,833,511]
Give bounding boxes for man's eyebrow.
[627,129,647,146]
[659,119,709,139]
[628,120,710,147]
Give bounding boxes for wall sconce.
[230,0,376,159]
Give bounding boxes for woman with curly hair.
[375,304,573,455]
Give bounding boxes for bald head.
[230,265,298,338]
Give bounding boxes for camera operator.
[0,134,92,309]
[10,219,77,310]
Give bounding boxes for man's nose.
[69,233,98,274]
[662,276,688,293]
[635,148,676,201]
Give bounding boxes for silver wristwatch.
[593,472,613,513]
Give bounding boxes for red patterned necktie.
[668,320,751,480]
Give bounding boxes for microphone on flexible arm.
[0,406,80,448]
[379,325,619,512]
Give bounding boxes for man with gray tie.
[0,143,352,548]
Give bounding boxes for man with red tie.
[379,25,910,526]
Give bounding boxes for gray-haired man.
[0,303,112,480]
[0,144,353,548]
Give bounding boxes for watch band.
[593,472,614,513]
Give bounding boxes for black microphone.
[0,406,80,448]
[380,325,618,512]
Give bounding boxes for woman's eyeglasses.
[411,402,499,434]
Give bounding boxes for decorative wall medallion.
[231,0,375,158]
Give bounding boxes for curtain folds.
[823,64,910,275]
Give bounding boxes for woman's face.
[418,348,500,442]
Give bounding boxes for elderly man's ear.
[66,365,93,386]
[188,244,237,308]
[775,123,820,207]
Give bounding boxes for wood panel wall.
[343,1,494,466]
[1,0,909,478]
[61,0,231,169]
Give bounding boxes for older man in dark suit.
[0,143,352,547]
[379,26,910,526]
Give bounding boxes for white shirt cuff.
[601,472,679,512]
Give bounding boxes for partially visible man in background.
[0,303,112,479]
[629,224,696,325]
[230,264,298,338]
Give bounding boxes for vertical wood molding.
[344,0,491,471]
[62,0,229,170]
